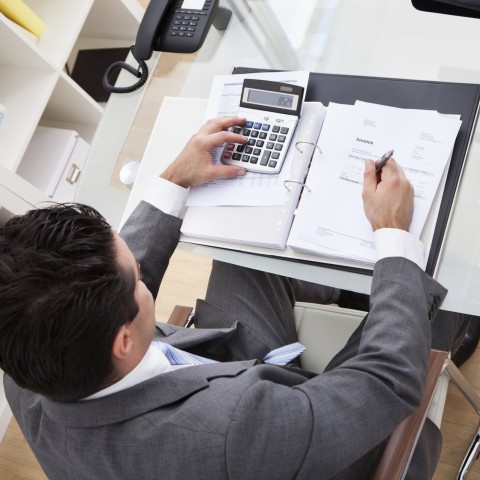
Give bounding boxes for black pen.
[375,149,394,174]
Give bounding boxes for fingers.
[207,164,246,181]
[362,159,377,197]
[201,116,246,134]
[362,156,414,232]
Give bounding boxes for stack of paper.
[287,101,462,266]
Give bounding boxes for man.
[0,116,468,479]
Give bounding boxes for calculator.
[222,79,305,174]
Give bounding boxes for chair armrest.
[373,349,449,480]
[167,305,193,327]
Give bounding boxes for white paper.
[293,101,461,263]
[186,71,310,207]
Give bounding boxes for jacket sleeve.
[119,201,182,299]
[225,257,447,479]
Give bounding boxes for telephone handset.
[103,0,219,94]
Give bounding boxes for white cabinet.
[0,0,144,221]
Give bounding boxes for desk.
[77,0,480,314]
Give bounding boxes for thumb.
[211,165,246,180]
[362,159,377,196]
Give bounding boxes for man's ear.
[112,324,133,360]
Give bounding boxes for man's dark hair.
[0,204,139,401]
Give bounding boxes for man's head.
[0,203,154,402]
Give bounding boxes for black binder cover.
[233,67,480,276]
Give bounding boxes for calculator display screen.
[244,88,299,112]
[247,89,295,109]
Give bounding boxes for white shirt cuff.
[374,228,426,270]
[143,176,189,219]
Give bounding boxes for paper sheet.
[293,101,462,263]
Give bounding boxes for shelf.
[43,72,103,138]
[24,0,94,68]
[0,66,57,171]
[0,0,143,217]
[0,14,51,70]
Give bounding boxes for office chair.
[168,302,480,480]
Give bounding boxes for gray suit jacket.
[5,201,446,479]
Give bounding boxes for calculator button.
[259,132,267,139]
[280,127,289,134]
[278,135,286,142]
[250,157,259,164]
[272,125,280,133]
[247,139,256,146]
[250,130,259,138]
[266,142,274,149]
[271,152,280,159]
[226,143,235,151]
[256,140,264,147]
[242,128,251,136]
[223,151,232,159]
[269,134,277,141]
[245,147,253,154]
[237,145,245,152]
[242,155,250,162]
[253,122,262,129]
[261,150,271,165]
[232,153,241,160]
[232,127,242,134]
[268,160,278,168]
[245,121,254,128]
[261,124,271,131]
[274,144,283,151]
[253,148,261,156]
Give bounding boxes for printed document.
[290,101,462,263]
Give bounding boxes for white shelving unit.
[0,0,144,221]
[0,0,144,442]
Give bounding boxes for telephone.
[103,0,220,94]
[412,0,480,17]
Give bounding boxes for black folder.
[233,67,480,276]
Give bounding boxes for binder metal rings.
[295,141,322,155]
[284,180,311,192]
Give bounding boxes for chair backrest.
[293,302,451,480]
[294,302,365,373]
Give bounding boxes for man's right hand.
[362,158,414,232]
[160,116,248,188]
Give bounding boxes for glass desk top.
[76,0,480,314]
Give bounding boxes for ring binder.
[295,141,322,155]
[283,180,311,192]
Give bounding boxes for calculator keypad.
[222,115,297,174]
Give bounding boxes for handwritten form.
[289,101,462,264]
[186,71,310,207]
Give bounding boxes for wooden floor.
[0,248,480,479]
